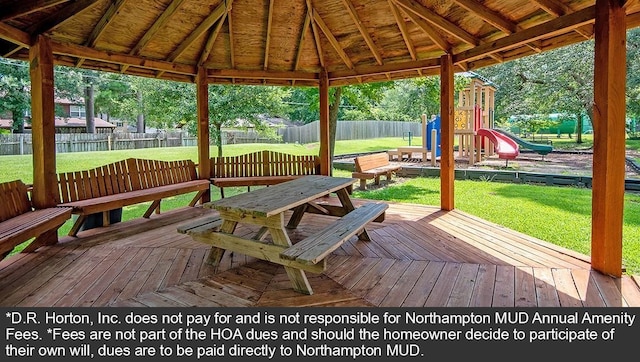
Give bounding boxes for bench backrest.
[210,151,319,178]
[126,158,198,191]
[57,158,199,203]
[0,180,32,222]
[354,153,390,172]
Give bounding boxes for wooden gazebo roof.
[1,0,639,86]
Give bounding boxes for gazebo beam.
[591,0,626,277]
[196,67,211,203]
[29,35,59,214]
[440,54,455,211]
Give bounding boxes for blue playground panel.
[426,115,441,157]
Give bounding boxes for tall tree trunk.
[215,122,223,157]
[85,84,95,133]
[12,111,24,133]
[575,113,583,144]
[136,89,145,133]
[328,87,342,174]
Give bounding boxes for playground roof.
[1,0,639,86]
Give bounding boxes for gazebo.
[0,0,637,301]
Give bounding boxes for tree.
[0,60,30,133]
[284,82,392,171]
[477,41,596,143]
[207,85,290,156]
[626,27,640,137]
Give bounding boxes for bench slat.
[280,202,388,265]
[176,215,222,234]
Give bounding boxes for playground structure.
[454,75,501,165]
[399,73,553,166]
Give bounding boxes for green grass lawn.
[1,137,639,275]
[332,169,640,275]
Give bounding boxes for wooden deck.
[1,198,638,308]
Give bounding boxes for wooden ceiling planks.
[0,0,638,86]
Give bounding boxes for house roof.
[52,117,116,128]
[1,0,639,86]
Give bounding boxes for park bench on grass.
[280,202,388,267]
[352,152,402,190]
[57,158,210,236]
[210,150,320,198]
[0,180,72,259]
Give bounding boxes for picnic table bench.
[57,158,210,236]
[180,175,387,294]
[210,150,320,197]
[352,152,402,190]
[0,180,72,259]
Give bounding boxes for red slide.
[476,128,519,159]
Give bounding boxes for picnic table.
[189,175,387,295]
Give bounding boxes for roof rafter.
[76,0,129,67]
[26,0,101,36]
[402,7,450,52]
[264,0,275,69]
[129,0,186,56]
[306,0,325,68]
[166,1,228,62]
[451,0,517,34]
[341,0,383,65]
[531,0,593,38]
[312,9,354,69]
[388,0,417,61]
[120,0,186,73]
[85,0,128,47]
[455,5,595,64]
[293,9,311,71]
[531,0,567,17]
[228,10,235,68]
[0,0,69,22]
[394,0,479,46]
[199,13,227,66]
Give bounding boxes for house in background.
[50,98,116,134]
[1,98,116,133]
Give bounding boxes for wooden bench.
[210,150,320,197]
[57,158,210,236]
[0,180,72,258]
[352,152,402,190]
[280,202,388,266]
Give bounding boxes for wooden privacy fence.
[0,121,422,155]
[278,120,423,144]
[0,132,197,155]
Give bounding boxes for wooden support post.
[591,0,626,277]
[319,68,331,175]
[196,67,211,203]
[421,114,427,149]
[440,54,455,211]
[30,35,58,210]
